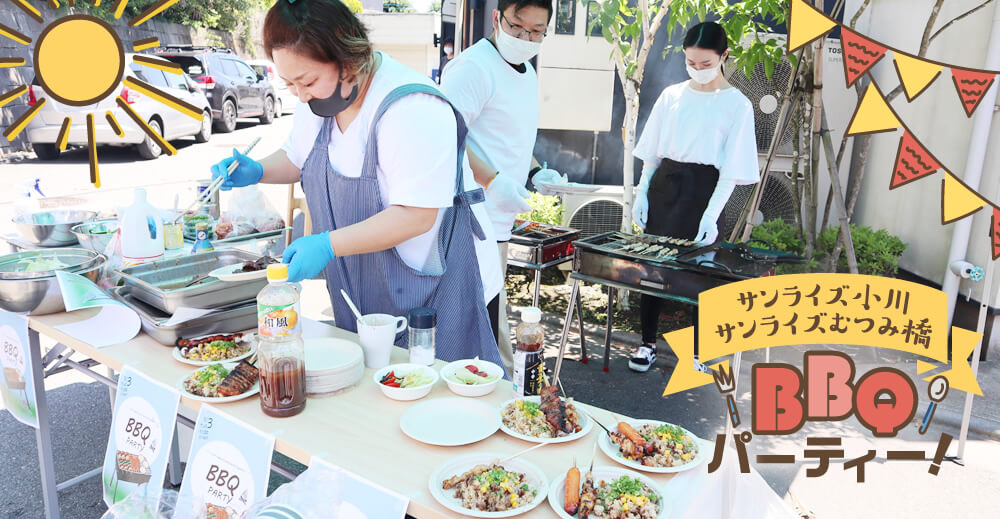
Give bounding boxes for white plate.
[304,337,364,374]
[534,181,602,194]
[178,362,260,403]
[547,466,669,519]
[598,419,707,473]
[171,334,256,366]
[209,262,269,282]
[498,397,593,444]
[429,453,548,518]
[400,397,499,446]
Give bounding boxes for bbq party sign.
[0,311,37,428]
[102,366,180,509]
[175,405,275,519]
[663,273,985,480]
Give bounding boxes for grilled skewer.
[539,385,575,435]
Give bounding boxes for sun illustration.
[1,0,199,188]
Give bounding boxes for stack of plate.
[304,337,365,396]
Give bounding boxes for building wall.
[846,0,999,305]
[359,12,442,77]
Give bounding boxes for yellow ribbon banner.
[663,273,983,397]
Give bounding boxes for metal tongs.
[174,136,262,224]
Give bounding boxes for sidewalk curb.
[536,310,1000,442]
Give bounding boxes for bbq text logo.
[662,273,984,480]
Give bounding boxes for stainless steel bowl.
[13,210,98,247]
[71,219,119,254]
[0,249,105,315]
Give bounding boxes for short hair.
[498,0,554,23]
[262,0,374,79]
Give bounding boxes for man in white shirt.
[441,0,562,373]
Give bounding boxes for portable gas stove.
[506,219,580,307]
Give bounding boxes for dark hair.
[683,21,729,55]
[263,0,374,78]
[443,38,454,45]
[498,0,554,23]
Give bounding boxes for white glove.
[632,162,656,230]
[486,173,532,215]
[531,168,564,195]
[695,179,736,245]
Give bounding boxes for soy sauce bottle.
[513,307,544,398]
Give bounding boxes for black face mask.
[307,76,359,118]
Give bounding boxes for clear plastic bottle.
[257,264,306,417]
[513,307,544,398]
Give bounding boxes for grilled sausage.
[564,466,580,514]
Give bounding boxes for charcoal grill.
[553,232,805,378]
[506,219,580,307]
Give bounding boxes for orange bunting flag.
[951,68,997,117]
[841,28,888,86]
[992,207,1000,260]
[891,130,941,189]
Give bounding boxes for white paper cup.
[357,313,407,369]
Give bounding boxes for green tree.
[384,0,415,13]
[586,0,788,232]
[344,0,364,13]
[430,0,443,13]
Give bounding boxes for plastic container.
[408,307,436,366]
[13,178,44,221]
[120,188,164,267]
[190,222,214,254]
[513,307,544,398]
[257,264,307,417]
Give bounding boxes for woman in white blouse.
[628,21,759,372]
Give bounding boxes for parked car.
[26,53,213,161]
[247,59,299,117]
[156,45,277,133]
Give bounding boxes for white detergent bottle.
[120,188,164,267]
[13,178,44,222]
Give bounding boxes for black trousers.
[487,294,500,345]
[640,157,719,347]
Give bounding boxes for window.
[236,61,258,80]
[220,59,239,77]
[162,69,187,91]
[586,2,603,37]
[160,55,205,76]
[130,63,168,87]
[555,0,575,35]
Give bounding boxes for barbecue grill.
[553,232,806,378]
[507,219,580,307]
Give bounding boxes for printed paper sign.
[55,271,141,347]
[0,312,38,428]
[102,366,180,509]
[175,405,275,519]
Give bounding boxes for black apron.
[645,156,721,239]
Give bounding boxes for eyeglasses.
[501,13,547,43]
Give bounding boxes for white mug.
[357,313,407,369]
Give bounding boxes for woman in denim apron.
[211,0,505,369]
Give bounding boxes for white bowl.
[372,363,438,401]
[441,359,504,397]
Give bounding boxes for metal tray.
[109,286,257,345]
[115,250,267,313]
[183,227,289,244]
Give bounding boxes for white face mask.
[444,46,453,55]
[495,14,541,65]
[686,62,722,84]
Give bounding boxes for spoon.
[340,289,364,322]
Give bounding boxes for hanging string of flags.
[787,0,1000,259]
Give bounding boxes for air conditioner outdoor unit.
[561,186,625,239]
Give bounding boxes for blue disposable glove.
[211,148,263,191]
[283,231,336,282]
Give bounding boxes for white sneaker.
[628,344,657,372]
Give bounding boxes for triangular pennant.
[787,0,838,54]
[941,171,990,225]
[893,52,943,102]
[916,360,939,375]
[846,82,902,136]
[992,206,1000,260]
[890,130,942,189]
[951,68,997,117]
[840,28,888,86]
[924,327,984,396]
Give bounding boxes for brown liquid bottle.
[257,264,307,417]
